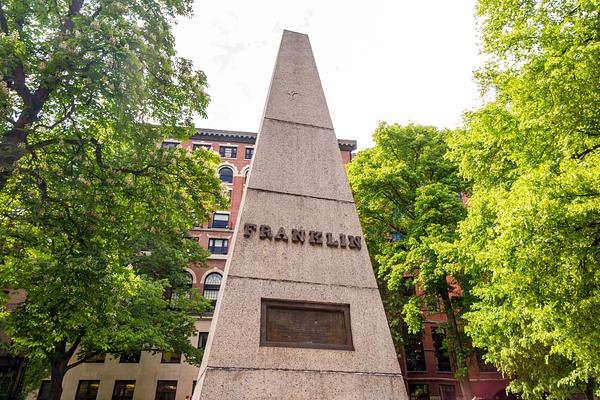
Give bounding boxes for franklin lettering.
[291,229,305,243]
[308,231,323,245]
[242,222,361,250]
[274,227,289,242]
[243,223,257,238]
[326,232,339,248]
[259,225,273,240]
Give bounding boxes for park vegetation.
[350,1,599,399]
[0,1,227,399]
[449,0,600,398]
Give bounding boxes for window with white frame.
[219,146,237,159]
[208,238,228,255]
[193,143,212,151]
[212,212,229,229]
[161,141,178,149]
[218,166,233,183]
[203,273,222,303]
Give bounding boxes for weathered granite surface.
[197,368,405,400]
[193,30,408,400]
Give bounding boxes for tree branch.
[62,0,85,33]
[573,144,600,160]
[65,333,85,360]
[26,138,81,152]
[0,3,8,34]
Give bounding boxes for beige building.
[30,128,355,400]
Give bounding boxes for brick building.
[401,310,510,400]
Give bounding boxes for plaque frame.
[260,298,354,351]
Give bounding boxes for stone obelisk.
[193,30,408,399]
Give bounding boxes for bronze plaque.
[260,299,354,350]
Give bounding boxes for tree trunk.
[584,377,596,400]
[48,357,69,400]
[440,289,474,400]
[0,129,27,189]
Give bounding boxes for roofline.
[191,128,357,151]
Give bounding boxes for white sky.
[173,0,483,149]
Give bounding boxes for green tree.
[0,2,228,400]
[0,0,208,188]
[0,127,227,400]
[448,1,600,398]
[348,123,474,399]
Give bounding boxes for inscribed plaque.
[260,299,354,350]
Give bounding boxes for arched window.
[244,169,249,185]
[203,273,222,304]
[219,166,233,183]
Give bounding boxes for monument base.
[196,368,405,399]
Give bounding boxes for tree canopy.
[0,1,226,400]
[0,0,208,188]
[448,0,600,398]
[348,123,475,398]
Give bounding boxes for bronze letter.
[339,234,347,248]
[259,225,273,240]
[291,229,305,243]
[274,227,289,242]
[308,231,323,245]
[243,223,257,238]
[348,235,362,250]
[326,232,339,248]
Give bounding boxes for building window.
[391,232,402,241]
[84,353,106,363]
[244,169,249,185]
[161,352,181,364]
[37,381,50,400]
[193,143,212,151]
[191,381,197,396]
[409,384,429,400]
[404,331,426,372]
[401,278,417,298]
[245,147,254,159]
[208,238,228,255]
[212,212,230,229]
[439,384,456,400]
[219,146,237,159]
[119,351,141,363]
[161,141,178,149]
[218,166,233,183]
[203,273,222,303]
[476,348,497,372]
[432,331,452,372]
[198,332,209,349]
[75,381,100,400]
[155,381,177,400]
[112,381,135,400]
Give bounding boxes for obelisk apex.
[193,31,408,400]
[261,30,334,130]
[249,30,354,202]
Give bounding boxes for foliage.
[348,123,473,387]
[0,1,227,399]
[0,0,209,188]
[448,0,600,398]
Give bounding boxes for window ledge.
[208,254,229,260]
